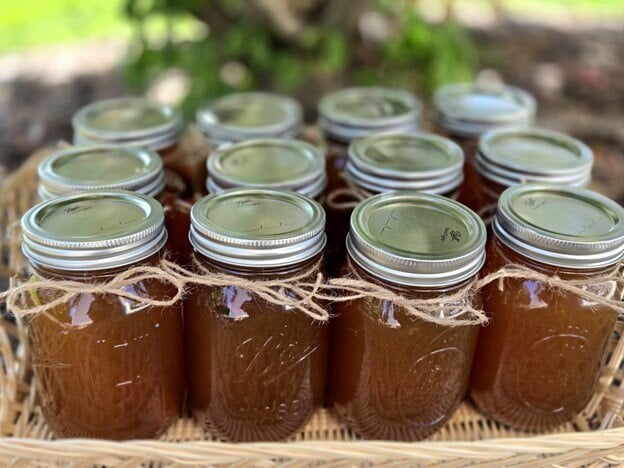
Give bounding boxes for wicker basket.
[1,133,624,466]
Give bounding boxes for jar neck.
[194,252,324,279]
[488,236,619,279]
[345,255,475,298]
[30,253,163,281]
[349,177,459,199]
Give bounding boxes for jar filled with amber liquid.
[20,191,184,439]
[207,139,326,200]
[329,192,487,440]
[433,82,536,207]
[185,188,328,441]
[326,132,464,274]
[462,128,593,219]
[471,184,624,431]
[37,146,191,264]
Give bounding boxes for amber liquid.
[434,128,481,212]
[159,143,209,198]
[470,238,618,431]
[458,173,507,221]
[185,255,329,441]
[329,261,481,440]
[28,255,185,439]
[324,139,351,277]
[159,191,196,267]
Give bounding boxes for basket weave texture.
[1,131,624,466]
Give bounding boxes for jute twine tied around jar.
[0,262,186,317]
[1,256,624,327]
[322,261,624,327]
[162,257,329,321]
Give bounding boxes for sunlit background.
[1,0,623,200]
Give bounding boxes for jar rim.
[72,97,183,151]
[21,190,167,271]
[318,87,422,143]
[347,191,486,286]
[190,188,326,267]
[196,92,303,144]
[346,132,464,194]
[477,128,593,187]
[433,82,536,137]
[493,184,624,269]
[207,139,327,199]
[38,146,165,199]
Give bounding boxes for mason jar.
[471,184,624,431]
[325,132,464,275]
[185,188,328,441]
[21,191,184,439]
[329,192,486,440]
[206,139,326,200]
[461,128,593,219]
[433,82,536,205]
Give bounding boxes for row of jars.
[44,84,594,273]
[21,84,620,442]
[21,182,624,441]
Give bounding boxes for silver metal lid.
[434,82,536,137]
[207,139,327,199]
[190,188,326,267]
[318,87,422,143]
[38,146,165,200]
[346,132,464,194]
[21,191,167,271]
[196,92,303,144]
[493,184,624,269]
[347,192,486,286]
[72,98,183,151]
[477,128,593,187]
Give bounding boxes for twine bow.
[162,258,330,321]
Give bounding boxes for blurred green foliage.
[122,0,477,116]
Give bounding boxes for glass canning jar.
[20,191,184,439]
[329,192,487,440]
[206,139,326,200]
[325,132,464,275]
[471,184,624,431]
[185,188,329,441]
[462,128,593,219]
[433,82,536,205]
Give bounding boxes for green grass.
[0,0,131,54]
[0,0,621,56]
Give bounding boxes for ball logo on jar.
[517,333,596,413]
[350,321,467,438]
